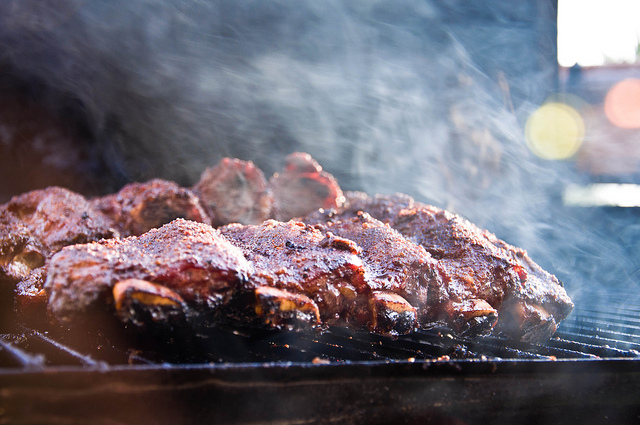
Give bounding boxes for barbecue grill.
[2,291,640,425]
[2,1,640,424]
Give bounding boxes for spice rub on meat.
[330,192,574,342]
[306,211,446,335]
[46,219,252,328]
[93,178,211,237]
[219,220,367,332]
[221,217,441,336]
[0,188,118,322]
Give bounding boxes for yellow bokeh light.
[525,102,585,160]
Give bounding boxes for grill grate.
[3,295,640,425]
[2,291,640,369]
[554,292,640,353]
[2,315,639,370]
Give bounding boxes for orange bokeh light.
[604,78,640,129]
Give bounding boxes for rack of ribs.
[2,153,573,344]
[322,191,575,343]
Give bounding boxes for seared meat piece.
[269,152,344,221]
[332,192,573,342]
[0,187,117,287]
[221,216,440,336]
[93,179,211,237]
[307,211,445,334]
[45,219,252,328]
[219,220,367,331]
[193,158,274,226]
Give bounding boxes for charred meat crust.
[307,211,441,328]
[334,191,574,341]
[220,218,433,337]
[45,219,252,327]
[93,178,211,236]
[219,220,368,331]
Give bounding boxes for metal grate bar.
[3,315,640,369]
[558,323,640,347]
[27,330,105,367]
[568,315,640,335]
[555,329,640,352]
[0,337,45,368]
[546,336,640,358]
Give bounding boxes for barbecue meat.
[0,187,118,287]
[306,211,446,334]
[331,192,574,342]
[219,220,366,331]
[192,158,274,227]
[46,219,252,328]
[93,179,211,236]
[221,216,441,336]
[269,152,344,221]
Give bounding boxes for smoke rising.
[0,0,638,301]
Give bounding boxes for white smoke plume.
[0,0,636,300]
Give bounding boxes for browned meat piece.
[219,220,367,332]
[192,158,274,227]
[0,187,117,287]
[220,217,437,336]
[333,192,574,342]
[93,179,211,237]
[45,219,252,328]
[307,211,445,334]
[269,152,344,221]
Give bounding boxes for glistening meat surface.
[46,219,252,328]
[1,187,118,324]
[305,211,445,333]
[331,191,574,342]
[219,220,366,332]
[221,217,440,336]
[2,153,573,344]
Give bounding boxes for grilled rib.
[306,211,446,334]
[45,219,252,328]
[93,178,211,237]
[0,187,119,327]
[269,152,344,221]
[219,219,367,332]
[326,191,574,342]
[192,157,274,227]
